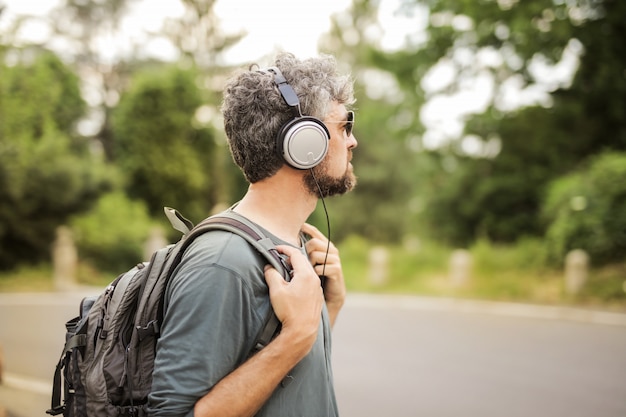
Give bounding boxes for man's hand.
[301,223,346,327]
[264,245,324,355]
[194,245,325,417]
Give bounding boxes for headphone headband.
[266,67,300,111]
[259,66,330,170]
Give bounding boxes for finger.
[304,239,321,258]
[263,264,286,288]
[301,223,326,240]
[308,249,335,265]
[305,238,336,258]
[274,245,314,272]
[312,262,339,280]
[274,244,300,255]
[305,236,328,250]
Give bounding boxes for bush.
[0,50,112,270]
[112,65,217,222]
[471,237,548,274]
[468,238,553,301]
[542,152,626,266]
[70,191,158,274]
[339,234,450,293]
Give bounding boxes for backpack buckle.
[46,405,66,416]
[136,320,160,341]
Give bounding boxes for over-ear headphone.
[263,67,330,170]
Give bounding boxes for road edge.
[345,292,626,327]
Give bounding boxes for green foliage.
[70,191,157,273]
[472,236,548,274]
[0,49,86,137]
[430,0,626,244]
[336,234,370,291]
[386,239,451,293]
[2,231,623,307]
[468,237,553,300]
[324,98,427,243]
[319,0,432,243]
[0,263,54,292]
[419,126,558,245]
[0,50,113,270]
[542,152,626,266]
[585,265,626,303]
[419,156,484,245]
[324,0,626,248]
[339,234,451,293]
[112,64,217,221]
[3,0,624,296]
[340,235,625,306]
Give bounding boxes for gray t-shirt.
[147,221,338,417]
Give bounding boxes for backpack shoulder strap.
[191,212,290,278]
[175,210,288,351]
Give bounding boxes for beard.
[303,160,357,198]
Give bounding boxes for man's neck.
[232,169,317,246]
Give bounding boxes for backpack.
[46,207,286,417]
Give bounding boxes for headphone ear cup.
[278,117,330,169]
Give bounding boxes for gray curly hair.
[222,52,355,183]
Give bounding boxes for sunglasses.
[325,111,355,137]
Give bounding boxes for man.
[148,51,357,417]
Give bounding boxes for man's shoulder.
[165,229,268,301]
[184,229,262,267]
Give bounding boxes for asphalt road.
[332,296,626,417]
[1,291,625,417]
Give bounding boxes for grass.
[1,237,625,313]
[0,262,116,292]
[0,264,56,292]
[339,235,626,312]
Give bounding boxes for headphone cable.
[309,169,331,279]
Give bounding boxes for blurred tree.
[162,0,243,69]
[323,0,625,246]
[542,151,626,266]
[70,190,155,273]
[413,0,625,245]
[318,0,434,243]
[47,0,247,208]
[6,0,250,205]
[0,50,112,270]
[47,0,142,160]
[46,0,239,158]
[112,65,217,223]
[159,0,247,206]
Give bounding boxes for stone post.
[449,249,472,287]
[368,246,389,286]
[52,226,78,291]
[565,249,589,295]
[144,227,168,261]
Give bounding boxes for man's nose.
[347,132,358,149]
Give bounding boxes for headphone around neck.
[263,67,330,170]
